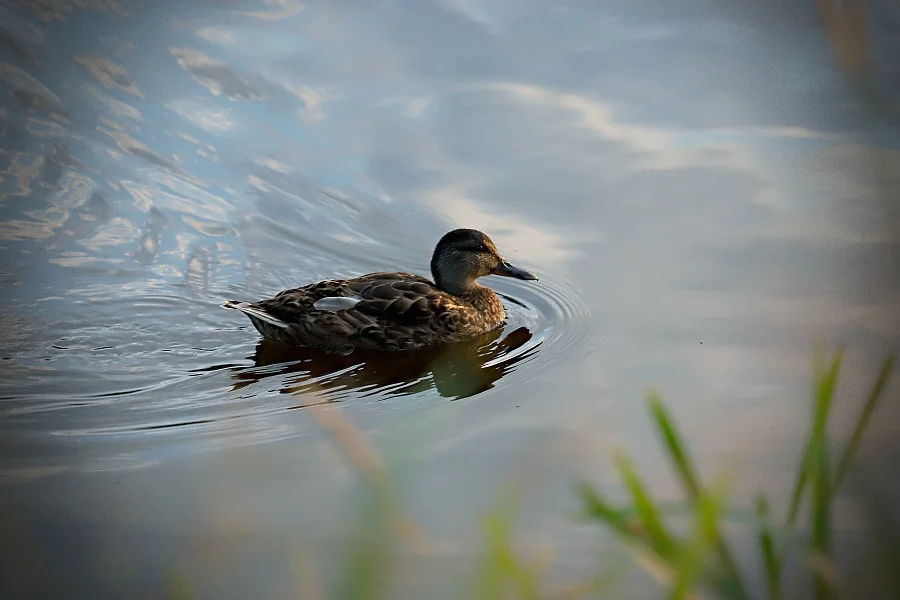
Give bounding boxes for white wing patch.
[313,296,361,312]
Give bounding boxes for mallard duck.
[222,228,538,351]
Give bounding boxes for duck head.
[430,228,538,295]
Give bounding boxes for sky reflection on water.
[1,0,899,598]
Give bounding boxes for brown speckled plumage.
[223,229,538,352]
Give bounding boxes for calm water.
[2,1,899,598]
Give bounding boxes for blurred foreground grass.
[171,348,896,599]
[576,349,895,600]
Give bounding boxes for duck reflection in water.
[230,325,536,401]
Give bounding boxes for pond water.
[2,1,899,598]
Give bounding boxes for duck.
[222,228,538,352]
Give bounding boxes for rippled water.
[2,0,899,598]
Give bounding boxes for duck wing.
[345,273,444,323]
[225,272,480,349]
[259,272,445,325]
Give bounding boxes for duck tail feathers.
[221,300,289,329]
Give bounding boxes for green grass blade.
[613,452,678,559]
[576,481,635,539]
[806,552,841,600]
[810,436,833,600]
[805,350,841,600]
[166,570,195,600]
[668,476,731,600]
[336,478,395,600]
[785,451,810,529]
[577,482,693,596]
[786,348,843,527]
[472,502,514,600]
[647,393,749,600]
[833,355,894,491]
[755,494,781,600]
[648,392,700,500]
[472,489,540,600]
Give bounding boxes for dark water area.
[1,1,899,598]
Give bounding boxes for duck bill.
[492,259,538,281]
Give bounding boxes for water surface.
[1,1,899,598]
